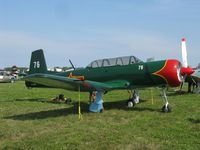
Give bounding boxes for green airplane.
[24,49,194,113]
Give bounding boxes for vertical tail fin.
[29,49,47,74]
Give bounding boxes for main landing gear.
[161,87,171,113]
[127,90,139,108]
[127,88,171,112]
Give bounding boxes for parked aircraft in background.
[186,64,200,93]
[24,41,194,113]
[191,67,200,93]
[0,71,15,83]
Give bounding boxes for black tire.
[127,99,135,108]
[162,105,171,113]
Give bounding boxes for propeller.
[179,38,194,91]
[181,38,188,68]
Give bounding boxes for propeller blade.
[181,38,188,68]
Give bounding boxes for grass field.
[0,81,199,150]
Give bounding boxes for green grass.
[0,81,199,150]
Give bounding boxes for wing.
[24,73,130,92]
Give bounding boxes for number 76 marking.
[138,65,144,70]
[33,61,40,68]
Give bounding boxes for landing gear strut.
[161,87,171,112]
[127,90,139,108]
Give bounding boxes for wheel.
[127,99,135,108]
[162,104,171,113]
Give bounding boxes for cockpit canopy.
[87,56,143,68]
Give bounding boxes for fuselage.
[26,59,183,91]
[70,59,182,87]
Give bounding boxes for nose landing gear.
[161,87,171,113]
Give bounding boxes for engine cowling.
[153,59,183,87]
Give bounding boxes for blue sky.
[0,0,200,68]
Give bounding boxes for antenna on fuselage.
[69,59,76,70]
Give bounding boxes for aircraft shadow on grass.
[188,118,200,124]
[15,98,72,105]
[167,91,193,97]
[0,98,62,104]
[4,99,159,121]
[15,98,48,103]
